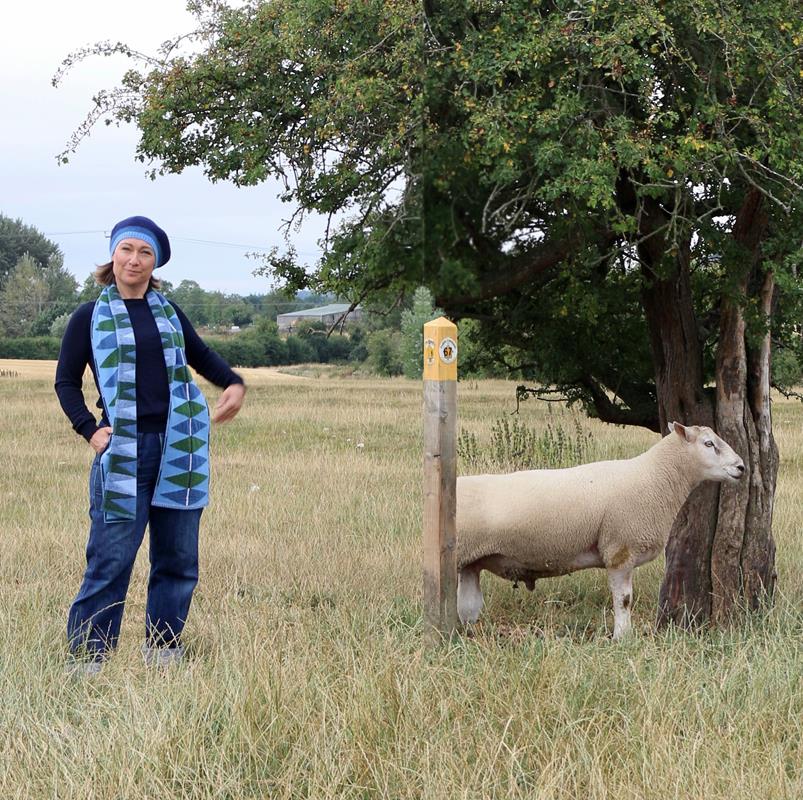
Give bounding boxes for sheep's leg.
[457,565,483,625]
[606,566,634,640]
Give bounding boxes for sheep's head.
[668,422,746,484]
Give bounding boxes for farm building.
[276,303,362,333]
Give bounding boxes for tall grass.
[457,412,594,472]
[1,360,801,799]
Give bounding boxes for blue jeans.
[68,431,203,660]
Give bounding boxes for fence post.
[422,317,459,642]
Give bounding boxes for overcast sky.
[1,1,327,295]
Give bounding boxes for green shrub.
[0,337,61,360]
[286,335,317,364]
[772,348,802,390]
[205,336,265,368]
[306,333,331,362]
[207,319,369,369]
[207,317,290,367]
[295,321,342,363]
[366,329,403,376]
[31,299,79,336]
[49,313,72,339]
[458,414,593,473]
[260,335,289,366]
[325,335,352,362]
[457,319,510,378]
[348,326,368,363]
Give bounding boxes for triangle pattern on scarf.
[167,454,208,471]
[171,417,208,436]
[162,488,206,506]
[91,285,210,522]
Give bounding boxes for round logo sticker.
[439,337,457,364]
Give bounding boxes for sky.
[0,1,327,295]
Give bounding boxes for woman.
[55,215,246,673]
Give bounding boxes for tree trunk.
[709,192,778,621]
[728,268,778,612]
[640,243,721,628]
[635,191,778,629]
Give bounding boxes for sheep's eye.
[704,440,714,447]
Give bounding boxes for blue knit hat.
[109,216,171,268]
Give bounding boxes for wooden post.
[423,317,459,642]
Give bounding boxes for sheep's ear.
[670,421,689,441]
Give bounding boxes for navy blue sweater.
[55,297,244,441]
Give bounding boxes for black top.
[55,296,244,441]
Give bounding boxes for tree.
[0,217,76,335]
[165,280,210,326]
[163,280,259,327]
[41,256,78,303]
[62,0,803,628]
[0,255,51,337]
[30,256,79,334]
[220,296,255,327]
[0,215,62,290]
[457,319,514,378]
[77,274,101,303]
[50,312,72,339]
[241,316,288,364]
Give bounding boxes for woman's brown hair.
[93,261,161,291]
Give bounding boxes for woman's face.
[112,238,156,297]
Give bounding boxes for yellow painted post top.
[423,316,458,381]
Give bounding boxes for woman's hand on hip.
[90,426,113,454]
[212,383,246,424]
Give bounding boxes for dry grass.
[1,359,800,799]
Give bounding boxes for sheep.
[456,422,745,639]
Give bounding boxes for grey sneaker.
[64,658,104,678]
[141,643,185,668]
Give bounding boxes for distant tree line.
[0,215,512,376]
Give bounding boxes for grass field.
[1,358,801,799]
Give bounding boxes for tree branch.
[514,376,659,431]
[578,375,660,431]
[436,229,617,308]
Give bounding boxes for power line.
[44,230,322,257]
[172,236,272,251]
[43,230,106,236]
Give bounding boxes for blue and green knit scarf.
[91,284,210,522]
